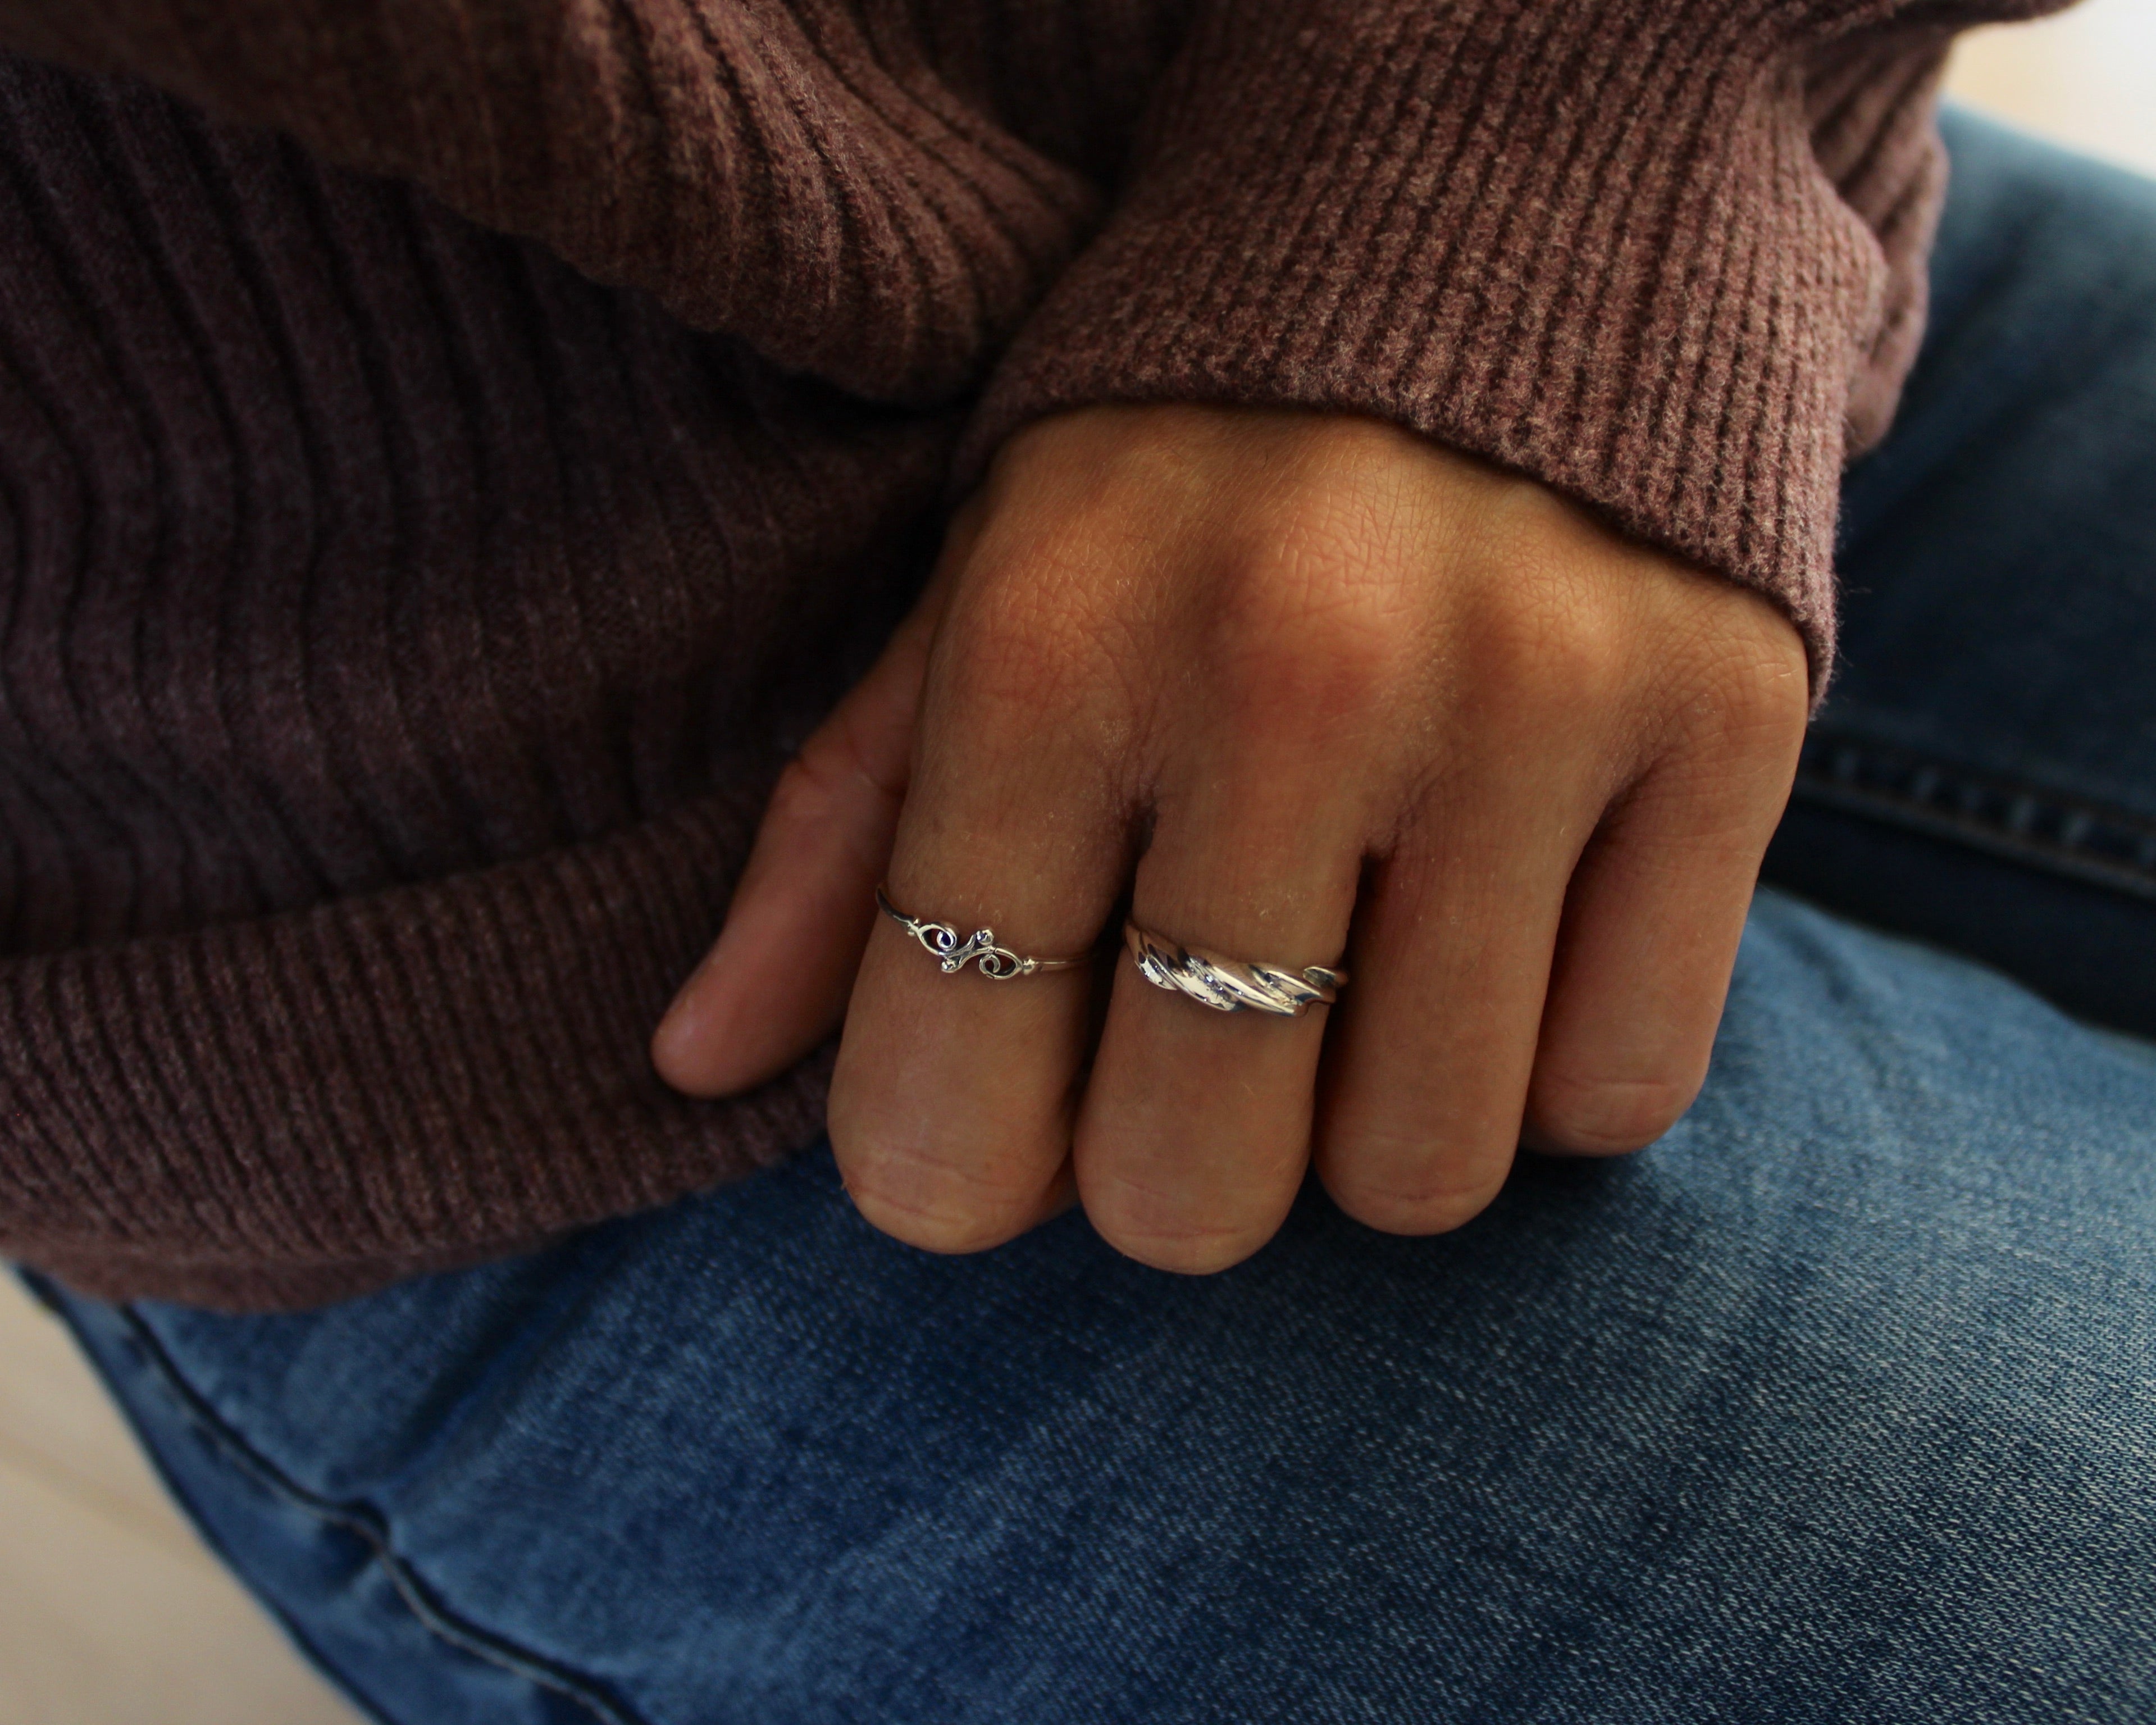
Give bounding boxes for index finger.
[827,584,1132,1252]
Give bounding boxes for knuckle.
[1210,533,1417,734]
[847,1191,1015,1255]
[828,1122,1045,1254]
[1701,630,1811,745]
[1082,1176,1278,1275]
[1321,1155,1509,1236]
[1528,1070,1697,1155]
[1658,591,1811,755]
[844,1172,1029,1254]
[1461,574,1630,729]
[1093,1213,1273,1276]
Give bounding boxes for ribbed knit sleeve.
[961,0,2073,682]
[0,0,1102,401]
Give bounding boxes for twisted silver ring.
[1124,922,1346,1017]
[877,886,1088,980]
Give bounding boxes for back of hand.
[657,404,1809,1272]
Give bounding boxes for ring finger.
[1312,757,1598,1235]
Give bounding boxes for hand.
[653,405,1809,1271]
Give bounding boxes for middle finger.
[1074,747,1366,1273]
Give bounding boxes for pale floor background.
[2,10,2153,1723]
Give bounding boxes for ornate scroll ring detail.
[1123,922,1346,1017]
[876,886,1089,980]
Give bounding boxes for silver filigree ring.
[877,886,1088,980]
[1124,922,1346,1017]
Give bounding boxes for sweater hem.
[0,783,834,1309]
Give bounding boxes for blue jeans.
[26,113,2156,1724]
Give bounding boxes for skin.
[651,404,1811,1273]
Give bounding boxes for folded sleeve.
[0,0,1101,401]
[960,0,2077,684]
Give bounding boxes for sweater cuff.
[961,3,1959,688]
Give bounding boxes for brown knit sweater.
[0,0,2067,1307]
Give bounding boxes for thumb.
[652,559,954,1098]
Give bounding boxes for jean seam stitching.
[101,1301,654,1725]
[1792,730,2156,903]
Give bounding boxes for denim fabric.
[28,112,2156,1723]
[1765,112,2156,1036]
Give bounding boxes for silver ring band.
[1124,922,1346,1017]
[877,886,1088,980]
